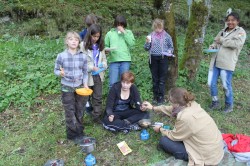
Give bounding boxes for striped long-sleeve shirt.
[54,49,88,88]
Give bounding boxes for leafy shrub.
[0,36,62,111]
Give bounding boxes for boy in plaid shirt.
[54,31,88,143]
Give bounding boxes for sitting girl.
[102,71,149,133]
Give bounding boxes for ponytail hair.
[168,87,195,106]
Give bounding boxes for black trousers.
[103,109,149,130]
[62,91,87,139]
[149,56,168,99]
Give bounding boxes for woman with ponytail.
[142,88,224,165]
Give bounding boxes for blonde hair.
[64,31,80,48]
[152,18,164,30]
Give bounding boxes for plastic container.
[163,125,170,130]
[84,153,96,166]
[75,88,93,96]
[140,129,150,141]
[203,49,219,53]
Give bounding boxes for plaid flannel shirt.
[54,49,88,88]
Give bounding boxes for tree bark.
[179,0,209,80]
[154,0,178,92]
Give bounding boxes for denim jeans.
[109,61,131,88]
[208,66,233,106]
[159,136,188,161]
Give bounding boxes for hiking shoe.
[157,96,165,105]
[224,104,233,113]
[129,123,141,131]
[209,101,221,110]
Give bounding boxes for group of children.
[54,12,246,165]
[54,14,174,142]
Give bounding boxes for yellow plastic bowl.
[75,88,93,96]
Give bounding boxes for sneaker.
[209,101,221,110]
[129,123,141,131]
[224,104,233,113]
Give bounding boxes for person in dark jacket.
[79,14,97,41]
[102,71,149,133]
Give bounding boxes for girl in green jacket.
[105,15,135,88]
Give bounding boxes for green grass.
[0,27,249,165]
[0,0,250,164]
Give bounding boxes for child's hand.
[108,115,114,122]
[117,26,125,33]
[146,35,151,43]
[83,83,89,89]
[214,37,221,44]
[153,125,162,133]
[142,101,153,110]
[60,66,65,77]
[209,46,214,49]
[93,67,99,71]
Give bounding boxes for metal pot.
[79,137,96,153]
[138,119,152,128]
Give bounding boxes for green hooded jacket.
[105,28,135,63]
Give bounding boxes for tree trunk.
[153,0,178,93]
[179,0,209,80]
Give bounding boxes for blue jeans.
[109,61,131,88]
[208,66,233,106]
[159,136,188,161]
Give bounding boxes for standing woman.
[81,24,107,123]
[208,12,246,113]
[144,18,174,104]
[142,88,224,165]
[105,15,135,88]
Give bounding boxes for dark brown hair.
[121,71,135,83]
[226,12,240,22]
[168,87,195,106]
[114,15,127,28]
[84,24,104,51]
